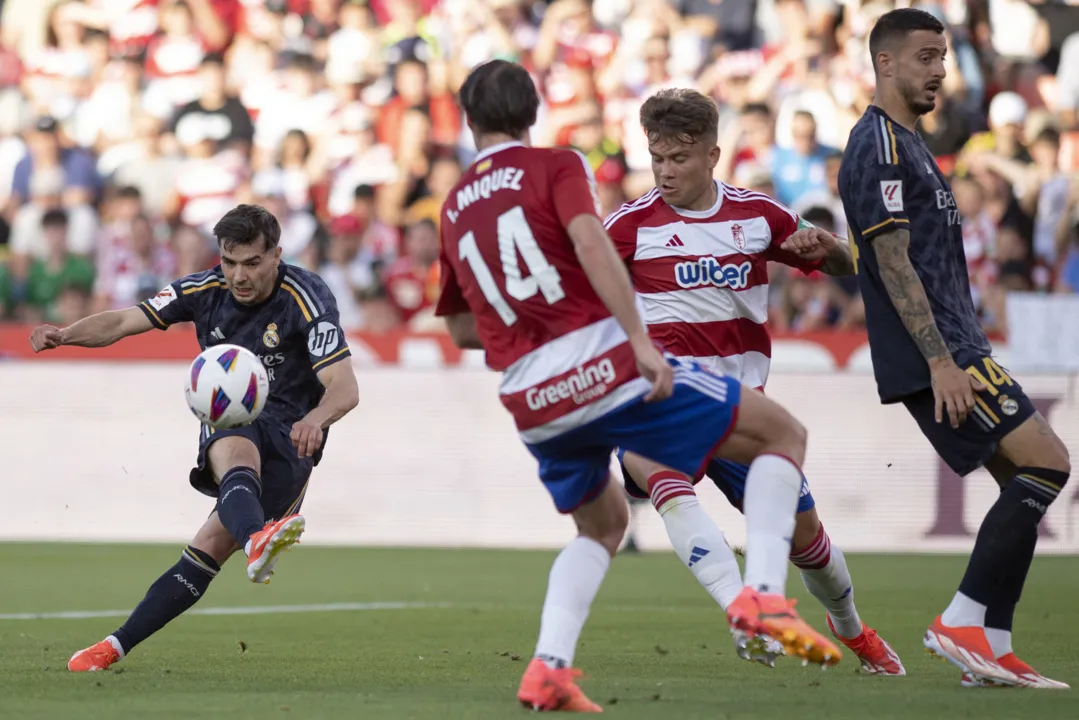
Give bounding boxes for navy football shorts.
[901,355,1036,477]
[525,360,741,514]
[190,414,316,520]
[618,452,816,514]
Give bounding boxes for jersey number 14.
[458,205,566,326]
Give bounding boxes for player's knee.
[207,436,261,482]
[767,409,807,468]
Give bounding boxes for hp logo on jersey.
[674,258,753,290]
[307,321,340,357]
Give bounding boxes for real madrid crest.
[263,322,280,348]
[998,394,1018,416]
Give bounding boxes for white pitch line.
[0,601,451,621]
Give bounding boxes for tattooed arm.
[871,228,985,427]
[819,239,855,276]
[871,228,949,362]
[775,227,855,275]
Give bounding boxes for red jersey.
[383,257,438,323]
[605,183,822,390]
[436,142,649,443]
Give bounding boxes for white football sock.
[742,454,801,594]
[534,536,610,668]
[105,634,126,659]
[791,528,862,638]
[650,474,743,609]
[941,591,987,628]
[985,627,1013,658]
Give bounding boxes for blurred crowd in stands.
[0,0,1078,337]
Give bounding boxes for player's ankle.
[105,634,126,659]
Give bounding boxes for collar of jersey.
[668,180,724,219]
[868,104,912,136]
[473,140,524,165]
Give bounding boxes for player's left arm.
[763,202,855,276]
[291,359,360,458]
[780,223,856,276]
[290,285,359,457]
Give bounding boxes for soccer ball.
[185,344,270,429]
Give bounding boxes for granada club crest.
[732,223,746,250]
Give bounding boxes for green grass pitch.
[1,544,1077,719]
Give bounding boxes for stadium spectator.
[0,0,1077,335]
[15,207,95,324]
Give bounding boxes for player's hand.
[631,336,673,403]
[29,325,64,353]
[779,227,837,261]
[290,418,324,459]
[930,359,985,429]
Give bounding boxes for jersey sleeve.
[602,209,639,263]
[283,272,352,372]
[761,200,824,274]
[434,216,469,317]
[551,150,602,229]
[843,126,909,241]
[138,279,197,329]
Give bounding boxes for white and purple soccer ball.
[185,344,269,429]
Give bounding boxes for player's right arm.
[29,307,154,352]
[844,133,983,428]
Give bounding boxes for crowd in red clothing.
[0,0,1077,338]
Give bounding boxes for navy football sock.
[112,546,220,654]
[958,467,1068,609]
[217,467,266,548]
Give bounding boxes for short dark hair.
[742,103,772,120]
[201,52,226,68]
[458,60,539,139]
[42,208,68,228]
[1033,127,1062,147]
[213,204,281,252]
[802,206,836,230]
[639,88,719,146]
[115,185,142,200]
[869,8,945,73]
[409,218,437,235]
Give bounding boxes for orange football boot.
[923,616,1019,686]
[961,653,1069,689]
[246,514,305,584]
[826,617,905,675]
[68,639,120,672]
[727,587,842,667]
[517,658,603,713]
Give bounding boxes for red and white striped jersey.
[89,0,160,58]
[436,142,650,444]
[174,151,247,233]
[605,183,822,390]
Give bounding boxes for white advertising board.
[1,363,1077,553]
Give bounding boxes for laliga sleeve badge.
[263,323,280,348]
[998,395,1018,416]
